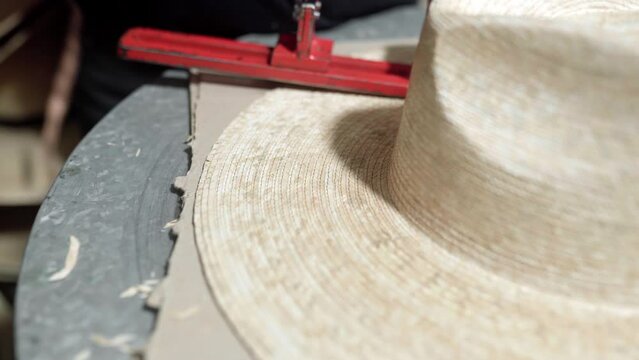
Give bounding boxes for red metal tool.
[118,1,411,97]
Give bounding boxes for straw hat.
[193,1,639,358]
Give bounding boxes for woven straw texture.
[194,1,639,358]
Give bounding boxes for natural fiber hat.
[194,1,639,358]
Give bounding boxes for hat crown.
[390,0,639,306]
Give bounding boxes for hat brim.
[194,89,638,359]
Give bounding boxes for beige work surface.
[147,40,416,359]
[145,74,268,360]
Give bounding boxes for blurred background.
[1,1,80,357]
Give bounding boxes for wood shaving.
[48,235,80,282]
[163,219,178,229]
[120,279,160,299]
[72,349,91,360]
[90,333,135,354]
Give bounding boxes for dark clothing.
[70,0,416,130]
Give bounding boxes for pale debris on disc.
[163,219,178,229]
[120,279,160,299]
[72,349,91,360]
[48,235,80,282]
[90,333,135,354]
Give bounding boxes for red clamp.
[271,1,332,72]
[118,1,411,97]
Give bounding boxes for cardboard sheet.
[147,40,417,359]
[146,74,270,360]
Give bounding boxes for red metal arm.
[117,1,412,97]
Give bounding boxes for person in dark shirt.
[69,0,416,131]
